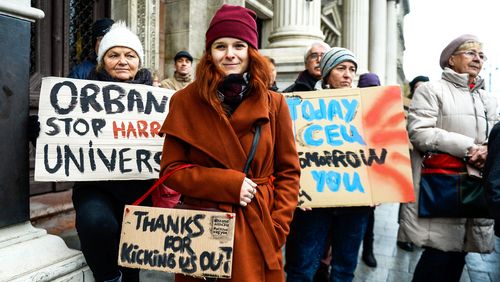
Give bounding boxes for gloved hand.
[28,115,40,147]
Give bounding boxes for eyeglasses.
[454,50,487,61]
[308,52,324,61]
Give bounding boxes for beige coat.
[160,72,193,91]
[397,68,497,253]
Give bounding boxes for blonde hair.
[456,41,483,52]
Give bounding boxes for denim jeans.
[285,208,370,282]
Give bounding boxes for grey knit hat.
[320,47,358,80]
[439,34,479,69]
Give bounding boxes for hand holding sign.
[284,86,415,208]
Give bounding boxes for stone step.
[30,190,80,250]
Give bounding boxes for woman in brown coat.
[159,4,300,282]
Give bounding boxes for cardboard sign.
[284,86,415,208]
[119,205,236,278]
[34,77,175,181]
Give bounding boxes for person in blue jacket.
[68,18,114,79]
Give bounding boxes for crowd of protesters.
[27,3,500,282]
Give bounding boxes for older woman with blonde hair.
[398,34,497,281]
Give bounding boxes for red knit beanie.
[205,4,258,50]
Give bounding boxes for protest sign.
[34,77,174,181]
[119,205,236,278]
[285,86,415,208]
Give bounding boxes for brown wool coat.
[159,83,301,282]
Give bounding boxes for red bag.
[132,164,196,208]
[418,152,489,218]
[152,182,182,208]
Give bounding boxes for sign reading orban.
[34,77,174,181]
[119,205,236,278]
[284,86,415,208]
[35,77,237,278]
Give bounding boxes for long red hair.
[194,46,272,118]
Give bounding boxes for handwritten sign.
[119,205,236,278]
[34,77,174,181]
[285,86,415,207]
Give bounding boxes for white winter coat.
[397,68,497,253]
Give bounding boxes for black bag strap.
[243,124,261,175]
[134,125,261,206]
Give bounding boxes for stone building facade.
[112,0,409,90]
[1,0,409,280]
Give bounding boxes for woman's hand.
[239,177,257,206]
[467,145,488,169]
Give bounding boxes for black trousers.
[72,180,152,282]
[363,207,375,249]
[412,247,466,282]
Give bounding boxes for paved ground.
[138,203,500,282]
[353,204,500,282]
[34,192,498,281]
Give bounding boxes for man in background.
[283,41,330,92]
[160,50,193,91]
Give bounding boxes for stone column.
[0,1,91,281]
[0,5,31,229]
[385,0,398,84]
[159,0,246,79]
[260,0,325,89]
[369,0,387,84]
[342,0,369,73]
[161,0,211,79]
[111,0,161,72]
[268,0,324,48]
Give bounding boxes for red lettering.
[150,121,161,137]
[127,122,138,138]
[112,120,162,139]
[137,120,149,137]
[113,121,126,139]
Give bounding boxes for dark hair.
[92,18,114,46]
[409,75,429,95]
[266,56,276,66]
[174,50,193,62]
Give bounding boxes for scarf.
[174,71,192,83]
[217,73,250,115]
[89,68,153,85]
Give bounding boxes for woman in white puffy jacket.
[397,34,497,282]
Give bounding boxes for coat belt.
[182,176,281,270]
